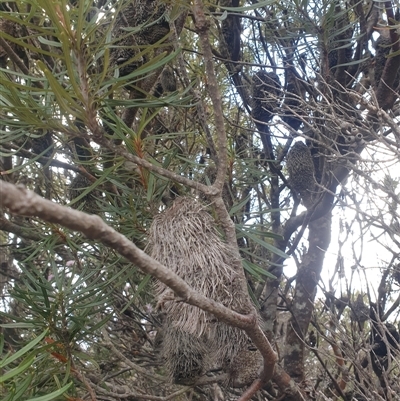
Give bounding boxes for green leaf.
[0,355,35,382]
[220,0,276,12]
[8,374,33,400]
[229,195,251,216]
[0,323,37,329]
[242,259,276,279]
[216,10,228,21]
[247,284,261,309]
[25,383,73,401]
[0,333,4,354]
[36,61,80,118]
[0,330,48,369]
[106,48,181,87]
[236,225,289,259]
[37,36,63,48]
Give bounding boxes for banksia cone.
[351,294,369,325]
[160,66,176,92]
[227,348,263,388]
[0,18,26,68]
[251,70,281,124]
[148,197,262,386]
[110,0,170,77]
[219,0,241,62]
[132,0,169,45]
[68,175,102,214]
[282,69,303,130]
[286,142,315,208]
[374,29,392,88]
[160,325,209,385]
[31,131,54,157]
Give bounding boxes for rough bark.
[284,213,332,381]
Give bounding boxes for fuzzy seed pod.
[286,142,315,208]
[131,0,169,45]
[68,175,102,214]
[219,0,241,62]
[282,80,302,131]
[0,18,27,68]
[393,264,400,285]
[161,325,210,385]
[148,197,260,386]
[308,330,317,347]
[371,323,400,377]
[351,294,369,325]
[251,70,281,124]
[31,131,54,157]
[110,0,170,77]
[227,348,263,388]
[374,30,392,88]
[160,66,176,92]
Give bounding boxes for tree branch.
[0,181,277,389]
[191,0,240,250]
[192,0,227,194]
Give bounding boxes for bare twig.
[191,0,240,251]
[237,379,263,401]
[192,0,227,194]
[0,37,29,75]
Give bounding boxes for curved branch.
[0,181,277,390]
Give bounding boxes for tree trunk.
[284,212,332,381]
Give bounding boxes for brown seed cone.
[160,66,177,93]
[286,142,315,208]
[160,324,211,385]
[0,18,26,67]
[148,197,258,385]
[226,348,263,388]
[31,131,54,157]
[351,294,369,325]
[251,70,281,124]
[110,0,170,77]
[219,0,242,62]
[68,175,102,214]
